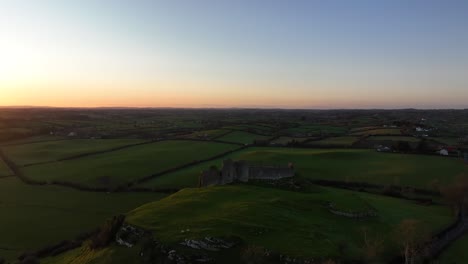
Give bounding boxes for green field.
[218,131,269,144]
[127,185,452,261]
[181,129,229,139]
[0,177,165,261]
[21,140,238,188]
[0,158,12,177]
[270,137,311,145]
[351,128,402,136]
[140,148,468,190]
[367,136,421,142]
[308,136,359,146]
[3,139,148,166]
[437,233,468,264]
[430,137,460,146]
[284,125,348,136]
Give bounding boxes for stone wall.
[199,159,294,187]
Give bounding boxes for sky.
[1,0,468,109]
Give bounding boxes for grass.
[270,137,311,145]
[181,129,229,139]
[437,233,468,264]
[351,128,402,136]
[127,184,452,261]
[2,139,148,166]
[0,157,12,177]
[218,131,269,144]
[308,136,359,146]
[367,136,421,142]
[285,125,348,136]
[429,137,460,146]
[41,243,141,264]
[21,140,238,188]
[139,148,468,190]
[0,177,166,261]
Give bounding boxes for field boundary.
[21,139,158,167]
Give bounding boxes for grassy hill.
[126,184,452,262]
[0,177,166,261]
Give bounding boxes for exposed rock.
[180,237,236,251]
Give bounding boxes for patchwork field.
[284,125,348,136]
[270,136,312,145]
[367,136,421,142]
[139,148,468,190]
[307,136,359,147]
[218,131,269,144]
[21,140,238,188]
[3,139,148,166]
[0,177,165,261]
[127,185,452,261]
[351,128,402,136]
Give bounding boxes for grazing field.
[21,140,238,188]
[0,177,165,261]
[366,136,421,142]
[140,148,468,190]
[127,185,452,261]
[270,136,311,145]
[284,125,348,136]
[3,139,148,166]
[307,136,359,147]
[0,158,12,177]
[218,131,269,144]
[181,129,229,139]
[430,137,460,146]
[437,233,468,264]
[351,128,402,136]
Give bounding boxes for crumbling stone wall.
[199,159,294,187]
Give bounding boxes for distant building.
[439,149,449,156]
[199,159,294,187]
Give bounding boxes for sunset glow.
[1,0,468,108]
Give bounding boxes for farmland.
[217,131,270,144]
[140,148,468,190]
[20,140,239,188]
[0,177,165,261]
[3,139,148,166]
[0,108,468,263]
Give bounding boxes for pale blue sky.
[1,0,467,108]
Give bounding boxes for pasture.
[438,233,468,263]
[127,184,452,261]
[21,140,238,188]
[2,139,148,166]
[351,128,402,136]
[0,177,165,261]
[366,136,421,142]
[307,136,359,147]
[0,158,12,177]
[218,131,269,144]
[139,148,468,190]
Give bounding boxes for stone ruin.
[199,159,294,187]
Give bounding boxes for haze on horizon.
[1,0,468,109]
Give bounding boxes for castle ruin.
[199,159,294,187]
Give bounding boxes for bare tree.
[393,219,429,264]
[439,174,468,217]
[360,227,384,263]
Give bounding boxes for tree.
[393,219,429,264]
[439,174,468,217]
[360,227,384,263]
